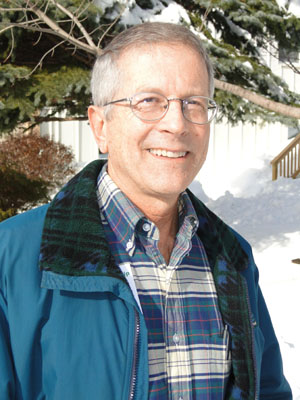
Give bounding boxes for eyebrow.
[132,88,209,98]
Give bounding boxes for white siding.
[40,119,99,165]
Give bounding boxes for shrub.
[0,132,75,221]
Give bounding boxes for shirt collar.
[178,191,199,239]
[97,163,199,254]
[97,163,144,256]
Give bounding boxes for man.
[0,22,291,399]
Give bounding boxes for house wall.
[40,118,99,167]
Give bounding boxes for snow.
[224,15,253,41]
[289,1,300,17]
[190,159,300,398]
[277,0,300,16]
[242,61,253,71]
[97,0,190,26]
[120,2,190,26]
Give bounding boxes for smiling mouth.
[148,149,187,158]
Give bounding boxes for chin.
[152,182,190,198]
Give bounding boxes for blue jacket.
[0,161,292,399]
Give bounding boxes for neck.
[106,164,181,264]
[129,194,179,265]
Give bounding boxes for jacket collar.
[39,159,255,399]
[40,160,248,280]
[187,188,248,273]
[39,160,124,281]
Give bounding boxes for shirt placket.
[165,267,191,400]
[164,228,194,400]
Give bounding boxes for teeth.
[149,149,187,158]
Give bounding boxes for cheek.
[105,121,124,153]
[194,129,210,150]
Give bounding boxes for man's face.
[91,43,211,204]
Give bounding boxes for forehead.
[116,43,209,96]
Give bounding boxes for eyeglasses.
[104,92,218,125]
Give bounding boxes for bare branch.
[259,40,300,76]
[32,30,43,46]
[97,14,122,48]
[0,18,40,35]
[0,23,60,39]
[25,39,66,77]
[35,116,88,123]
[3,28,15,63]
[0,7,26,12]
[198,2,213,33]
[76,1,93,20]
[50,0,97,49]
[25,0,101,55]
[215,78,300,119]
[285,59,300,75]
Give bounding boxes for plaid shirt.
[97,164,231,400]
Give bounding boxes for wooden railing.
[271,132,300,180]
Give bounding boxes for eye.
[141,96,159,104]
[140,95,163,106]
[133,93,165,111]
[184,98,209,117]
[186,98,206,109]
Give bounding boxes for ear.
[88,105,108,154]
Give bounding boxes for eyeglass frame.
[103,92,218,125]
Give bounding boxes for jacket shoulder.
[0,205,49,279]
[0,204,49,233]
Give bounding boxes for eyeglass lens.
[130,93,216,124]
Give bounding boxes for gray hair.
[91,22,214,108]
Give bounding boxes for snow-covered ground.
[190,159,300,398]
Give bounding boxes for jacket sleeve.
[257,286,292,400]
[0,275,16,399]
[0,206,49,399]
[232,229,292,400]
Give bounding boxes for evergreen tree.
[183,0,300,125]
[0,0,299,134]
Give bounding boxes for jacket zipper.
[129,308,140,400]
[242,277,259,400]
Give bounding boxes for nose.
[159,98,187,135]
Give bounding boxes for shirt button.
[142,223,151,232]
[173,333,180,344]
[126,240,133,251]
